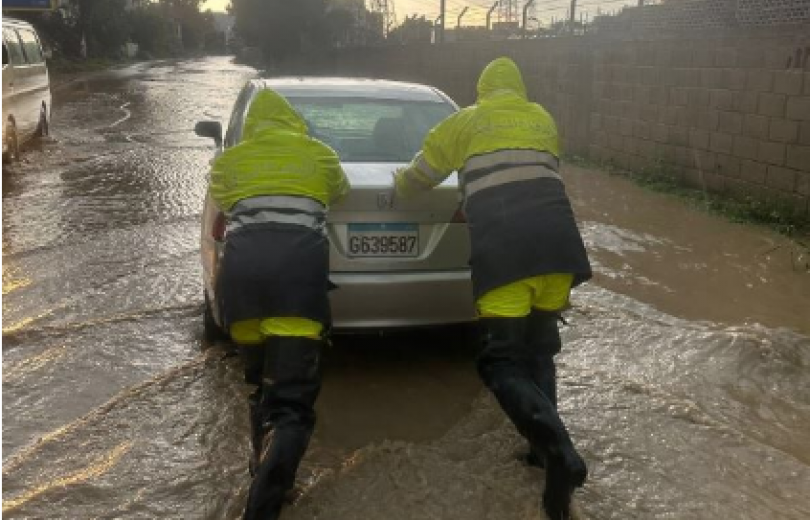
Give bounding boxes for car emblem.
[377,192,393,209]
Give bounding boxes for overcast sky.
[201,0,638,26]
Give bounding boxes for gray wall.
[317,24,810,216]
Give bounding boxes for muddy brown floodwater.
[2,57,809,520]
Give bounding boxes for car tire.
[3,118,20,163]
[203,290,229,342]
[35,105,49,138]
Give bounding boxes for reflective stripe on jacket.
[228,195,327,234]
[210,89,350,211]
[394,57,560,200]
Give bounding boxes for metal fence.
[593,0,810,32]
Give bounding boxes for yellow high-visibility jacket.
[210,89,349,211]
[394,57,559,197]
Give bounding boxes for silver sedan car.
[196,78,475,335]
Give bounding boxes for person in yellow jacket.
[394,57,591,519]
[209,88,349,520]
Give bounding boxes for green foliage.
[566,154,810,237]
[230,0,329,62]
[9,0,217,61]
[388,15,433,44]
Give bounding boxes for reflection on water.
[2,57,809,520]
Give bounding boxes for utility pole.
[522,0,535,39]
[569,0,577,34]
[486,1,499,31]
[439,0,446,43]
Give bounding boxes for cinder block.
[710,90,736,111]
[743,114,769,138]
[765,47,793,70]
[675,146,695,168]
[738,92,759,114]
[649,85,667,105]
[769,119,799,143]
[634,120,651,139]
[669,127,689,146]
[714,48,737,67]
[689,128,710,150]
[799,122,810,145]
[710,133,734,154]
[687,88,710,107]
[805,73,810,95]
[640,105,659,123]
[704,172,727,193]
[659,106,679,126]
[733,136,760,161]
[759,141,786,166]
[681,168,704,189]
[633,85,651,104]
[723,69,747,91]
[773,71,804,96]
[740,160,767,184]
[798,172,810,197]
[693,150,716,172]
[702,69,724,89]
[670,87,689,107]
[718,112,743,134]
[766,165,797,192]
[637,138,657,157]
[671,48,693,67]
[692,49,714,68]
[715,154,741,178]
[697,110,719,131]
[620,118,634,137]
[758,93,787,117]
[786,96,810,122]
[786,145,810,170]
[736,48,765,69]
[746,70,773,92]
[653,124,669,143]
[676,68,701,88]
[656,143,677,162]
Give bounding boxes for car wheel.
[203,290,229,342]
[35,105,49,138]
[3,118,20,163]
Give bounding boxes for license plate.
[347,223,419,258]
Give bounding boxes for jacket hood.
[243,89,308,139]
[476,57,527,101]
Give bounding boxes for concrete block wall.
[588,27,810,216]
[321,24,810,216]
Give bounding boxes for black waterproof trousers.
[242,335,323,520]
[476,315,586,520]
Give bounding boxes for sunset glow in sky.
[202,1,638,26]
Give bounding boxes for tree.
[230,0,329,62]
[387,15,432,44]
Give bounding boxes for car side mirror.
[195,120,222,148]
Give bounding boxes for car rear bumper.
[329,270,476,329]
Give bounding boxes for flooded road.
[3,57,809,520]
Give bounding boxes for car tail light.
[451,207,466,223]
[212,211,227,241]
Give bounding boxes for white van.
[2,17,51,162]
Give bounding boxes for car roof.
[2,17,35,29]
[252,78,449,103]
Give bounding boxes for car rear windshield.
[287,97,455,163]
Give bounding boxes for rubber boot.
[243,335,322,520]
[477,317,587,520]
[524,310,562,468]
